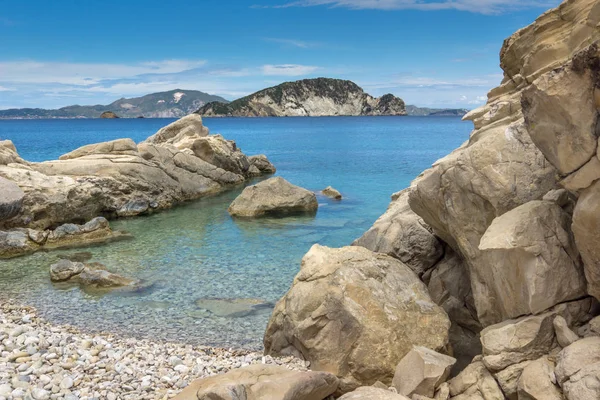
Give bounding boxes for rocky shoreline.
[0,301,306,400]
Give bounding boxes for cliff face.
[196,78,407,117]
[264,0,600,397]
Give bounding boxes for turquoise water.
[0,117,471,348]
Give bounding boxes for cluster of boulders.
[0,217,129,259]
[0,114,275,231]
[175,1,600,399]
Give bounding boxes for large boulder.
[477,200,586,324]
[229,177,318,217]
[562,362,600,400]
[572,180,600,300]
[264,245,451,394]
[447,359,504,400]
[172,364,338,400]
[480,299,595,372]
[353,189,443,276]
[517,357,563,400]
[59,138,138,160]
[0,177,24,223]
[555,337,600,385]
[391,346,456,398]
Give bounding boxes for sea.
[0,116,471,349]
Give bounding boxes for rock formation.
[261,1,600,399]
[0,114,275,230]
[264,245,450,394]
[0,217,129,258]
[228,177,318,217]
[50,259,137,289]
[321,186,342,200]
[197,78,407,117]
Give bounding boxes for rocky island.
[196,78,407,117]
[2,0,600,399]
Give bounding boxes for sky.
[0,0,562,110]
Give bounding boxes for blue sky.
[0,0,561,110]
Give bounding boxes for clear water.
[0,117,471,349]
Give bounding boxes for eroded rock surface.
[172,364,338,400]
[228,177,318,217]
[264,245,450,394]
[0,114,274,230]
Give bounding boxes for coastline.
[0,299,306,400]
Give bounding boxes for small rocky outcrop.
[321,186,342,200]
[264,245,451,394]
[197,78,406,117]
[0,114,275,230]
[0,217,129,258]
[172,364,339,400]
[99,111,119,119]
[228,177,318,217]
[353,189,443,277]
[391,347,456,398]
[50,259,136,289]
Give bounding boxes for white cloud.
[268,0,561,14]
[0,86,14,91]
[264,38,319,48]
[261,64,320,76]
[0,60,207,85]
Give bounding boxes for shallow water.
[0,116,472,348]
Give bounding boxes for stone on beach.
[228,176,318,217]
[172,364,338,400]
[50,259,136,289]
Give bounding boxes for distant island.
[0,82,469,119]
[196,78,407,117]
[0,89,227,119]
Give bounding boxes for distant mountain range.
[0,90,228,119]
[0,85,469,119]
[405,105,470,117]
[196,78,407,117]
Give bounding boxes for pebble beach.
[0,300,306,400]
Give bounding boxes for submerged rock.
[194,297,274,318]
[173,364,339,400]
[264,245,450,394]
[50,259,136,289]
[0,217,128,258]
[322,186,342,200]
[228,177,318,217]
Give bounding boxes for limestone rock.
[477,201,585,324]
[0,177,24,222]
[0,115,274,230]
[447,360,504,400]
[555,337,600,385]
[322,186,342,200]
[264,245,451,394]
[480,300,594,372]
[144,114,209,144]
[522,51,599,175]
[391,346,456,398]
[554,316,580,348]
[50,259,137,289]
[172,364,338,400]
[493,360,531,400]
[517,357,563,400]
[50,259,85,282]
[353,189,443,276]
[0,230,37,258]
[572,180,600,300]
[249,154,276,174]
[229,177,318,217]
[338,387,410,400]
[59,138,138,160]
[562,362,600,400]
